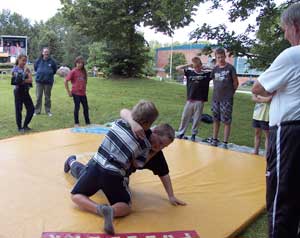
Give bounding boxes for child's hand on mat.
[169,196,187,206]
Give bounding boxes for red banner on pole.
[42,230,200,238]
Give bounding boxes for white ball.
[56,66,70,77]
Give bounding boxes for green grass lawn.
[0,75,256,145]
[0,75,267,237]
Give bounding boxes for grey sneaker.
[211,138,219,147]
[18,128,25,133]
[47,112,53,117]
[23,126,32,132]
[220,142,228,149]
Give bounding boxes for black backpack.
[201,114,213,124]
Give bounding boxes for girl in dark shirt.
[12,54,34,132]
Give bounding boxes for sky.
[0,0,286,44]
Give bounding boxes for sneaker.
[191,134,196,142]
[202,137,213,143]
[47,112,53,117]
[23,126,32,131]
[64,155,76,173]
[220,142,228,149]
[177,134,188,140]
[211,138,219,147]
[18,128,25,133]
[33,112,40,116]
[74,124,80,128]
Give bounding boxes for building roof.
[0,35,27,39]
[156,43,211,51]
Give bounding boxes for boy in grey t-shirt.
[211,48,239,148]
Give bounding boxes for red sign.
[42,230,199,238]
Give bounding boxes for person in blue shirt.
[34,47,57,116]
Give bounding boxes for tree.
[144,40,165,77]
[0,9,37,61]
[0,10,93,67]
[61,0,203,77]
[164,52,187,80]
[190,0,296,70]
[247,4,290,69]
[37,30,64,64]
[61,29,90,67]
[0,10,32,36]
[87,42,107,72]
[28,22,45,61]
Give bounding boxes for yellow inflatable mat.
[0,129,266,238]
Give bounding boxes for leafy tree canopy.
[0,10,92,67]
[164,52,187,80]
[61,0,203,38]
[60,0,203,76]
[0,9,32,36]
[191,0,297,69]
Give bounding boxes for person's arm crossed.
[252,80,274,97]
[252,94,272,103]
[24,68,32,84]
[120,108,145,139]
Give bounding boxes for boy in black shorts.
[65,123,184,208]
[64,100,158,234]
[64,101,185,235]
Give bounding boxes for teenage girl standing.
[64,56,91,127]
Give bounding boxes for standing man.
[34,47,57,116]
[252,3,300,238]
